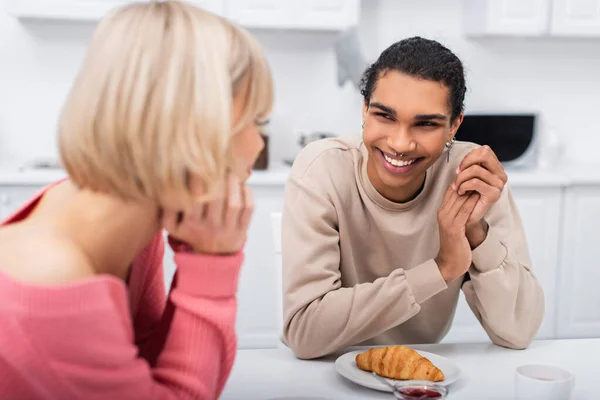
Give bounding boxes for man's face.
[362,70,463,202]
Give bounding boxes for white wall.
[1,0,599,166]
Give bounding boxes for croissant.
[355,346,445,382]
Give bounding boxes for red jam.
[399,388,443,399]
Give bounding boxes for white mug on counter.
[515,364,575,400]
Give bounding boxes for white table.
[221,339,597,399]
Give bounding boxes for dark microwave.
[455,113,537,167]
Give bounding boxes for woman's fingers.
[239,186,254,231]
[224,174,243,229]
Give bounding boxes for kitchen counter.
[0,164,293,186]
[505,164,600,187]
[1,163,600,187]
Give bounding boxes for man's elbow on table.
[491,296,545,350]
[491,331,535,351]
[283,317,334,360]
[287,342,327,360]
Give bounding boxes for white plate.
[335,349,461,393]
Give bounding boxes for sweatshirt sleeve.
[282,176,448,360]
[462,184,545,349]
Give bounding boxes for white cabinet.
[443,187,562,343]
[5,0,142,21]
[6,0,359,30]
[512,187,562,339]
[462,0,600,37]
[235,185,284,348]
[225,0,291,29]
[442,292,488,344]
[5,0,224,21]
[557,186,600,338]
[226,0,359,30]
[550,0,600,36]
[292,0,360,31]
[462,0,552,36]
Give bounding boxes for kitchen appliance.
[252,134,269,170]
[334,27,368,89]
[298,131,338,148]
[454,113,538,168]
[283,131,339,166]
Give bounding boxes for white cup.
[515,364,575,400]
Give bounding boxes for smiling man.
[281,37,544,359]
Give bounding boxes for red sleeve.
[25,251,243,400]
[133,233,169,365]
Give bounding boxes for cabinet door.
[441,292,488,344]
[291,0,359,30]
[226,0,292,29]
[463,0,551,36]
[550,0,600,36]
[443,186,562,343]
[5,1,141,21]
[235,185,284,348]
[226,0,359,30]
[557,186,600,338]
[512,187,562,339]
[489,0,551,34]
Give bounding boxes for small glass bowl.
[393,380,448,399]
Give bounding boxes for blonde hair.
[58,0,273,208]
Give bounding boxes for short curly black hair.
[360,36,466,122]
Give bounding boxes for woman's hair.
[59,0,273,208]
[359,36,466,122]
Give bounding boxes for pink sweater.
[0,183,243,399]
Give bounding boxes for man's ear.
[362,101,369,124]
[449,113,464,139]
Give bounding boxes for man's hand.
[436,184,480,282]
[453,145,507,248]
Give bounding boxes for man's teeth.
[384,154,417,167]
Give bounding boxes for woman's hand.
[453,145,507,248]
[163,174,254,255]
[436,184,480,282]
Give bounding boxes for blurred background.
[2,0,600,168]
[1,0,599,348]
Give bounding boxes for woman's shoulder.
[0,226,95,286]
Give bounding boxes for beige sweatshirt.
[281,136,544,359]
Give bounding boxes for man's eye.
[374,112,393,121]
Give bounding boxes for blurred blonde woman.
[0,1,272,399]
